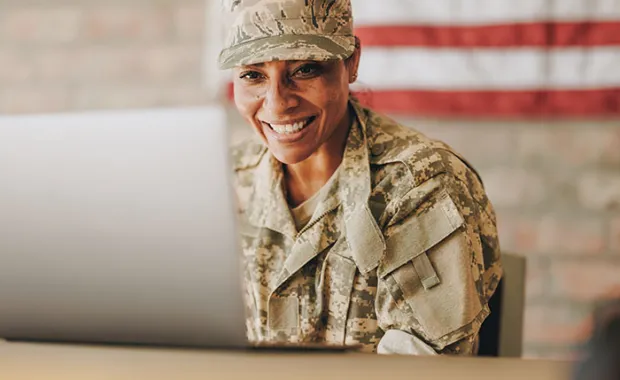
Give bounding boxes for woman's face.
[232,50,359,165]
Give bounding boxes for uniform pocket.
[269,296,299,337]
[378,190,486,349]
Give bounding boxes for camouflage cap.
[218,0,356,70]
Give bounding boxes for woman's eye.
[239,71,263,81]
[293,64,321,78]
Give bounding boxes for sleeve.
[374,172,502,355]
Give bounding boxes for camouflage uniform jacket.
[231,98,503,354]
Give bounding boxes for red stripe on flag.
[354,89,620,117]
[355,21,620,48]
[228,83,620,117]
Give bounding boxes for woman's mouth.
[264,116,316,135]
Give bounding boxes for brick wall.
[2,0,620,359]
[0,0,210,113]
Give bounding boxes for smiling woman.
[233,58,354,164]
[218,0,503,355]
[232,56,357,206]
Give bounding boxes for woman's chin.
[269,146,314,165]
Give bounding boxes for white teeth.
[269,120,310,135]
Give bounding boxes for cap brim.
[218,34,355,70]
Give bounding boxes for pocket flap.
[378,190,464,279]
[345,205,386,275]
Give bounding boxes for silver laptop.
[0,106,250,349]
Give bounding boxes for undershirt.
[289,166,341,232]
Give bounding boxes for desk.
[0,340,572,380]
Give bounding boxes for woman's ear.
[347,36,362,84]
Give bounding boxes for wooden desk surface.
[0,340,573,380]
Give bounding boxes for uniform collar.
[245,152,297,239]
[338,99,386,274]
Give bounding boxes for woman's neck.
[283,111,352,208]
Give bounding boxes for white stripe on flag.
[549,47,620,88]
[351,0,620,26]
[553,0,620,21]
[354,47,620,90]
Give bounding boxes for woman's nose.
[263,79,300,116]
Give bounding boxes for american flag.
[218,0,620,118]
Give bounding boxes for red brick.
[82,5,173,42]
[611,218,620,254]
[517,125,620,168]
[578,172,620,211]
[72,86,154,111]
[497,213,535,253]
[524,257,548,299]
[175,4,206,40]
[523,303,592,347]
[498,214,606,256]
[0,50,35,84]
[0,86,70,114]
[72,85,209,111]
[0,49,78,86]
[139,46,202,81]
[478,168,548,209]
[68,46,201,83]
[533,216,606,255]
[0,8,81,44]
[34,48,78,83]
[395,121,516,168]
[549,260,620,301]
[67,47,135,82]
[522,345,581,360]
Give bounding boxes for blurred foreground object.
[478,253,526,357]
[573,298,620,380]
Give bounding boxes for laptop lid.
[0,106,248,349]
